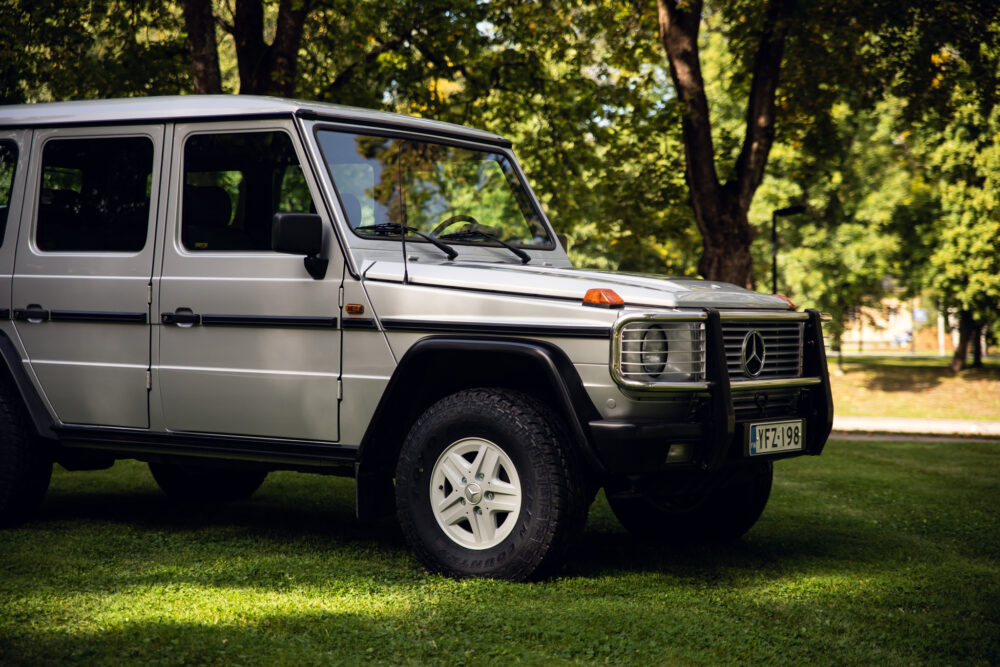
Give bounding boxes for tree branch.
[733,0,793,210]
[180,0,222,94]
[657,0,723,228]
[327,32,413,95]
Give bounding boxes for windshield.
[316,130,552,249]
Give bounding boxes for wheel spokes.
[429,437,523,550]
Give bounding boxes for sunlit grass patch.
[829,355,1000,419]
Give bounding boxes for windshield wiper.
[438,229,531,264]
[355,223,457,261]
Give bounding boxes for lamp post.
[771,205,806,294]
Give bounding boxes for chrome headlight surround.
[612,313,708,391]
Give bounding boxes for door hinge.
[338,286,344,308]
[146,284,152,305]
[337,378,343,401]
[145,370,152,390]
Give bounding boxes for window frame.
[178,127,320,254]
[31,128,161,256]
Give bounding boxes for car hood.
[362,261,791,310]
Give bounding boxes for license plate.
[747,419,804,456]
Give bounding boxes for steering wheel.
[430,214,481,237]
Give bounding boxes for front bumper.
[588,309,833,475]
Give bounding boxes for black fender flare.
[354,336,605,520]
[0,329,56,439]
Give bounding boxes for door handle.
[13,305,50,323]
[161,309,201,326]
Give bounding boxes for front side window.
[182,131,315,251]
[36,136,153,252]
[0,140,18,246]
[317,131,552,249]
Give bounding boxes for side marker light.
[345,304,365,315]
[583,288,625,308]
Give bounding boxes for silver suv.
[0,97,832,580]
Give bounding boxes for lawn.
[829,354,1000,420]
[2,439,998,665]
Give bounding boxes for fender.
[354,336,605,521]
[0,329,56,439]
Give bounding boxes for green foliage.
[0,0,191,103]
[917,96,1000,326]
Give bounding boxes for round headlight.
[641,325,668,376]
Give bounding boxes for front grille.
[723,321,803,382]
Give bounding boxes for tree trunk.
[697,193,755,285]
[657,0,792,288]
[232,0,309,97]
[950,310,975,371]
[971,322,984,368]
[181,0,223,94]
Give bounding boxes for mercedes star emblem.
[741,330,766,377]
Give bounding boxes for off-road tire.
[148,463,268,503]
[0,384,52,527]
[395,388,589,581]
[608,461,773,543]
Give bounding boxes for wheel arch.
[354,336,603,521]
[0,329,56,440]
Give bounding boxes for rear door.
[155,121,342,441]
[11,125,163,428]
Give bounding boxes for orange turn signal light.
[345,303,365,315]
[773,294,796,310]
[583,288,624,308]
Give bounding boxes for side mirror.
[272,212,328,279]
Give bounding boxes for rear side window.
[0,141,17,246]
[36,136,153,252]
[182,131,315,252]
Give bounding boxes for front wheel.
[395,389,588,580]
[149,463,268,503]
[608,461,773,544]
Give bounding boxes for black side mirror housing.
[272,213,327,279]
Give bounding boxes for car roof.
[0,95,511,147]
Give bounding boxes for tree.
[656,0,794,287]
[0,0,190,103]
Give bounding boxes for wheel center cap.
[465,483,483,504]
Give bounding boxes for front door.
[155,121,342,441]
[11,125,163,428]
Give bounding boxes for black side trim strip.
[201,314,338,328]
[13,308,49,321]
[341,317,379,330]
[50,310,148,324]
[380,318,611,339]
[53,425,358,467]
[0,309,9,319]
[160,312,338,328]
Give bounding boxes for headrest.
[183,185,232,229]
[340,192,362,228]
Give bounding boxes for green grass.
[2,440,999,665]
[829,354,1000,420]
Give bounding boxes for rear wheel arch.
[354,336,603,520]
[0,330,56,440]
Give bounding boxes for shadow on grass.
[27,476,919,586]
[33,481,407,552]
[855,366,946,392]
[840,358,1000,393]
